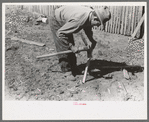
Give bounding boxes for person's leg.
[49,12,80,76]
[67,35,82,76]
[49,15,72,73]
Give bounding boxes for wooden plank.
[115,6,119,34]
[31,5,33,12]
[129,6,133,35]
[127,6,132,36]
[49,5,51,17]
[134,6,139,38]
[105,18,109,32]
[41,5,43,14]
[120,6,125,35]
[46,5,49,16]
[35,5,36,12]
[112,6,116,33]
[126,6,130,35]
[38,5,40,13]
[48,5,50,16]
[131,14,144,38]
[30,5,32,12]
[105,6,110,32]
[117,6,121,34]
[110,6,113,33]
[34,5,36,12]
[117,6,122,34]
[47,5,49,17]
[44,6,46,15]
[114,6,117,33]
[32,5,34,12]
[107,6,111,32]
[44,5,46,15]
[131,6,136,35]
[39,5,41,13]
[136,6,143,38]
[110,6,114,33]
[37,5,39,13]
[108,7,111,33]
[105,9,108,32]
[11,37,45,47]
[43,7,45,15]
[124,6,128,35]
[41,6,44,14]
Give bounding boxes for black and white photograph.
[2,2,147,120]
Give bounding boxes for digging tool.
[128,13,145,42]
[80,33,97,84]
[82,56,91,83]
[36,46,89,59]
[80,34,92,84]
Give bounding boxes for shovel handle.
[82,58,91,83]
[36,46,89,59]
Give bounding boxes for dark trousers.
[49,12,77,76]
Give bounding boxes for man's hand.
[86,41,96,50]
[87,41,97,58]
[70,45,79,53]
[70,45,90,53]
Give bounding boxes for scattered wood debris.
[11,37,45,47]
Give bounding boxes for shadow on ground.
[77,59,144,82]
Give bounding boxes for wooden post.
[32,5,34,12]
[47,5,49,16]
[35,5,37,12]
[131,6,136,35]
[127,6,132,36]
[49,5,51,17]
[124,6,128,35]
[116,6,119,34]
[117,6,122,34]
[120,6,125,35]
[106,19,109,32]
[41,5,43,14]
[114,6,118,34]
[112,6,116,33]
[134,6,139,38]
[42,5,44,14]
[136,6,143,38]
[129,6,133,36]
[105,6,110,32]
[112,6,115,33]
[107,6,111,33]
[110,6,113,33]
[36,5,38,13]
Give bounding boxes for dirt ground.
[4,6,144,101]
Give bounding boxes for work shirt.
[55,6,94,39]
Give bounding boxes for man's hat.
[94,6,111,30]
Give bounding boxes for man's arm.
[83,26,97,50]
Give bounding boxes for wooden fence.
[23,5,144,38]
